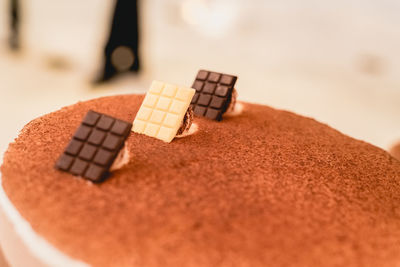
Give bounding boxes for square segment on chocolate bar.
[132,81,195,143]
[55,110,132,182]
[191,70,237,121]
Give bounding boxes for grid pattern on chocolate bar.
[190,70,237,121]
[55,110,132,182]
[132,81,195,143]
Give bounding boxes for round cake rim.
[1,94,400,267]
[0,172,90,267]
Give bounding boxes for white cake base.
[0,174,89,267]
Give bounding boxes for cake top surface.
[1,94,400,267]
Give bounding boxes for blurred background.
[0,0,399,158]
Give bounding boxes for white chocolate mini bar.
[132,81,196,142]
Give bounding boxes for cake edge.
[1,94,399,267]
[0,173,90,267]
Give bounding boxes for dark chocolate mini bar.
[56,110,132,182]
[190,70,237,121]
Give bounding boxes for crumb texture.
[1,95,400,267]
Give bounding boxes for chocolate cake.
[390,142,400,161]
[1,94,400,267]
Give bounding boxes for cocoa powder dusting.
[1,94,400,267]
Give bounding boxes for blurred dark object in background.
[94,0,140,84]
[9,0,20,50]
